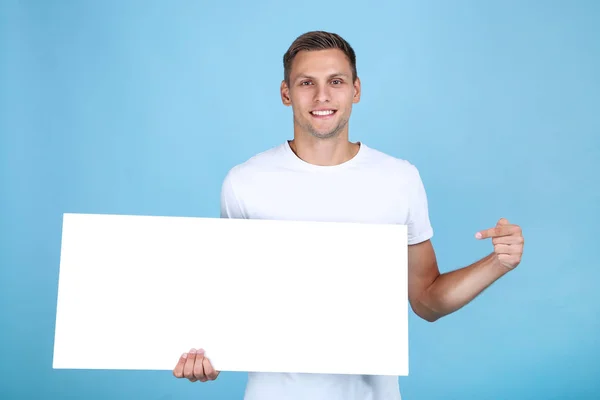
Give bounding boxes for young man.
[173,31,525,400]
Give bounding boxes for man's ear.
[281,80,292,106]
[352,77,361,104]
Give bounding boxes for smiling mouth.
[310,109,337,117]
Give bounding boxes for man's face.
[281,49,361,139]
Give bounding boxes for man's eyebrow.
[295,72,349,81]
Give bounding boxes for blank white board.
[52,213,409,375]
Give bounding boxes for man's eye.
[301,81,312,86]
[331,79,342,84]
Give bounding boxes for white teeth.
[312,110,334,116]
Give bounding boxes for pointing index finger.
[476,225,516,239]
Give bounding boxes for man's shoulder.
[361,143,421,177]
[223,142,287,181]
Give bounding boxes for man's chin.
[309,130,340,139]
[308,124,344,139]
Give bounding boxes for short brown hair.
[283,31,357,85]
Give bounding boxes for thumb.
[497,217,509,226]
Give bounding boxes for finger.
[173,353,188,378]
[203,356,220,381]
[497,217,510,226]
[492,235,524,246]
[183,348,197,379]
[193,349,207,382]
[493,244,515,254]
[476,224,521,239]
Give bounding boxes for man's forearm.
[415,252,510,322]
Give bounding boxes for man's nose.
[313,84,331,103]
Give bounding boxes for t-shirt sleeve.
[220,168,246,219]
[407,164,434,245]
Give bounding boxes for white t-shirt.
[220,140,434,400]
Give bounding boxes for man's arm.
[408,218,524,322]
[220,167,246,219]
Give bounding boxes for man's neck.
[288,134,360,166]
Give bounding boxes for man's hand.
[173,348,220,382]
[475,218,524,270]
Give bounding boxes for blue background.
[1,0,599,399]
